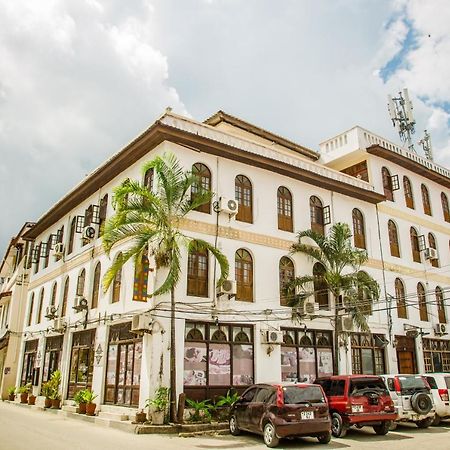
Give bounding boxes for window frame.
[309,196,325,235]
[235,249,253,302]
[187,249,209,297]
[403,176,414,209]
[235,175,253,223]
[388,220,400,257]
[191,163,211,214]
[421,184,432,216]
[352,208,366,249]
[277,186,293,232]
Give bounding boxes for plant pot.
[28,395,36,405]
[78,403,87,414]
[20,393,28,404]
[51,399,61,409]
[44,397,52,408]
[86,402,96,416]
[151,410,165,425]
[8,394,15,401]
[135,411,147,423]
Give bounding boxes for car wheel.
[331,413,348,438]
[411,393,432,415]
[263,422,280,448]
[317,432,331,444]
[229,415,241,436]
[373,421,391,435]
[416,417,434,429]
[432,415,441,426]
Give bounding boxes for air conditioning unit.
[339,315,354,332]
[262,330,283,344]
[304,298,319,315]
[53,318,65,331]
[424,248,438,260]
[131,314,152,334]
[435,323,447,335]
[45,306,58,319]
[72,297,88,312]
[53,243,64,257]
[218,279,237,296]
[82,226,96,240]
[219,197,239,216]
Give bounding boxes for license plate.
[352,405,363,413]
[301,411,314,420]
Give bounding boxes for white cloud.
[0,0,186,252]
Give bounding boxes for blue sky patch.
[379,19,418,82]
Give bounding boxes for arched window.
[235,175,253,223]
[395,278,407,319]
[191,163,211,213]
[421,184,432,215]
[279,256,294,306]
[388,220,400,257]
[428,233,439,268]
[310,196,324,235]
[144,168,154,191]
[418,282,428,321]
[187,248,209,297]
[61,277,69,317]
[36,288,44,324]
[403,176,414,209]
[441,192,450,222]
[410,227,421,263]
[357,271,372,315]
[50,282,57,307]
[313,263,329,310]
[91,262,101,309]
[436,287,447,324]
[112,253,122,303]
[352,208,366,249]
[68,217,76,254]
[235,249,253,302]
[98,194,108,237]
[76,269,86,297]
[133,255,149,302]
[27,293,34,327]
[277,187,293,232]
[382,167,394,201]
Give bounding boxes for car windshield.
[398,376,427,390]
[350,378,387,395]
[283,386,325,404]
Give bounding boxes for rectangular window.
[351,333,386,375]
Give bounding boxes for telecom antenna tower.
[387,88,416,153]
[418,129,433,161]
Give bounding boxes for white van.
[421,373,450,425]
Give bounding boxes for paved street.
[0,401,449,450]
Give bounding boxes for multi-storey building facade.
[0,222,34,399]
[9,110,449,416]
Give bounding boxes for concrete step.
[62,405,77,413]
[98,411,129,421]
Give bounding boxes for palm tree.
[287,222,379,375]
[102,153,229,422]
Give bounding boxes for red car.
[229,382,331,448]
[314,375,397,437]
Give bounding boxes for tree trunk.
[170,285,177,423]
[333,294,340,375]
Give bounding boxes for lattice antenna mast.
[418,129,433,161]
[387,88,416,153]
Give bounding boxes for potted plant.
[7,386,16,401]
[84,390,98,416]
[48,370,62,409]
[135,409,147,424]
[41,381,52,408]
[28,392,36,405]
[185,398,213,423]
[17,383,31,404]
[145,387,169,425]
[214,390,240,422]
[73,389,87,414]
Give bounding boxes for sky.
[1,0,450,255]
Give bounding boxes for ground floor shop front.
[17,318,450,408]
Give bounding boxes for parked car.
[421,373,450,425]
[314,375,397,437]
[229,382,331,448]
[379,374,435,428]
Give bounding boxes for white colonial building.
[9,110,449,418]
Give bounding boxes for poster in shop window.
[184,344,207,386]
[298,347,316,383]
[317,348,333,377]
[209,343,231,385]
